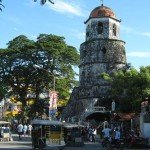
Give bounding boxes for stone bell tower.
[80,4,126,87]
[62,4,127,119]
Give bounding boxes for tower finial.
[101,0,104,6]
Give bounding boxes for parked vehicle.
[63,123,84,147]
[126,134,149,148]
[0,121,12,141]
[31,119,65,150]
[102,138,124,150]
[111,139,124,150]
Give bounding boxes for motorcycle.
[111,139,124,150]
[102,138,124,150]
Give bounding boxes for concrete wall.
[143,123,150,138]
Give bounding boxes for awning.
[113,113,136,121]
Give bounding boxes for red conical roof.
[90,5,116,19]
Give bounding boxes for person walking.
[23,124,28,137]
[27,124,32,136]
[17,123,23,140]
[102,125,111,139]
[114,128,121,141]
[88,126,95,142]
[102,125,111,147]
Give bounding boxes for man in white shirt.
[101,125,112,147]
[115,128,121,140]
[102,125,111,139]
[27,124,32,136]
[113,128,121,148]
[17,123,23,140]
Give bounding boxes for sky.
[0,0,150,70]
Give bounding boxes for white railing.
[93,106,106,112]
[85,106,106,113]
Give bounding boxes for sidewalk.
[0,133,32,145]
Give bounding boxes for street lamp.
[33,65,57,120]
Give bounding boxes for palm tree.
[0,0,54,11]
[0,0,4,11]
[34,0,54,5]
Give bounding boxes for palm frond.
[0,3,5,11]
[34,0,54,5]
[48,0,54,4]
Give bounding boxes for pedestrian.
[23,124,28,137]
[17,123,23,140]
[88,126,95,142]
[101,125,112,147]
[114,127,121,142]
[102,125,111,140]
[27,124,32,136]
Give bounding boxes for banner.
[49,91,58,109]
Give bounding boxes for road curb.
[0,141,32,145]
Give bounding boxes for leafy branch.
[0,0,5,11]
[0,0,54,11]
[34,0,54,5]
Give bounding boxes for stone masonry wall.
[79,38,126,87]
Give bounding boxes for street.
[0,134,149,150]
[0,142,103,150]
[0,134,105,150]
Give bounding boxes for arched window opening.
[82,71,85,77]
[98,22,103,34]
[86,32,89,37]
[102,47,106,54]
[113,24,117,36]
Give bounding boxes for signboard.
[49,91,58,109]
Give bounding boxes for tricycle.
[31,119,65,150]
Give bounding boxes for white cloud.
[75,32,85,40]
[28,35,37,40]
[47,0,84,16]
[127,51,150,58]
[141,32,150,38]
[13,27,19,31]
[121,25,150,39]
[70,29,85,40]
[25,0,37,7]
[5,15,22,25]
[121,25,133,33]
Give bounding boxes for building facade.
[63,4,127,119]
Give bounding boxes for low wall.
[143,123,150,138]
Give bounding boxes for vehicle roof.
[31,119,62,125]
[63,123,84,128]
[0,121,10,124]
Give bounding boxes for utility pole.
[33,65,57,120]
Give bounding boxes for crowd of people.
[17,123,32,140]
[80,119,149,149]
[81,122,121,143]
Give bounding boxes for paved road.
[0,142,103,150]
[0,134,149,150]
[0,134,104,150]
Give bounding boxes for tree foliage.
[0,34,79,119]
[0,0,4,11]
[101,66,150,112]
[34,0,54,5]
[0,0,54,11]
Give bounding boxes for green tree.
[101,66,150,112]
[0,34,79,119]
[35,34,79,105]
